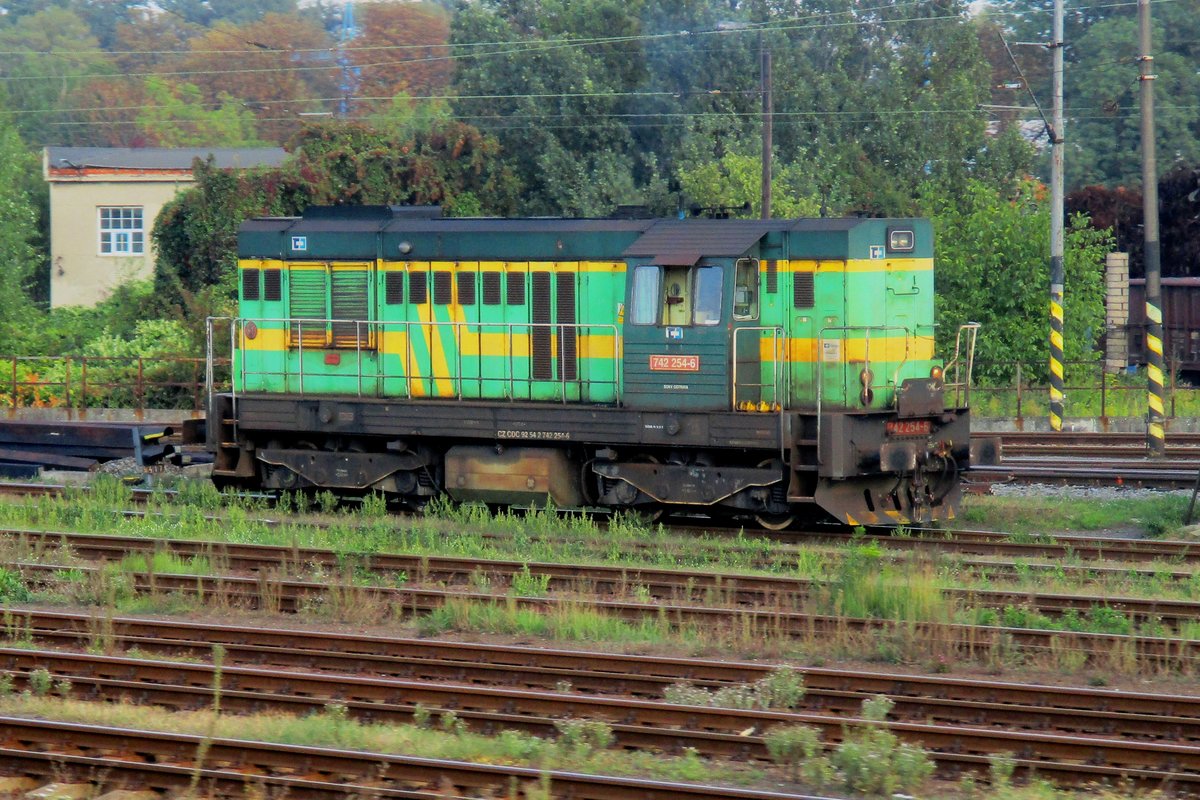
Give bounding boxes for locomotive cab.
[622,257,734,411]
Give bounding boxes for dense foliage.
[0,0,1193,396]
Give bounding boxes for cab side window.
[734,258,759,320]
[630,265,660,325]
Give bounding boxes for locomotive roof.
[238,207,931,261]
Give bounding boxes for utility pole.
[760,39,772,219]
[1047,0,1066,432]
[1139,0,1166,456]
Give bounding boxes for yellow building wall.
[48,178,190,308]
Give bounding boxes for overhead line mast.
[1048,0,1066,433]
[1139,0,1165,457]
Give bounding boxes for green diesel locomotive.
[207,205,978,527]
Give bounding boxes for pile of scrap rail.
[0,420,177,477]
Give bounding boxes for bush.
[553,718,614,755]
[764,724,832,786]
[831,696,934,795]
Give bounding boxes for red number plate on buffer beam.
[886,419,932,436]
[649,355,700,372]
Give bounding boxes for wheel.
[753,457,794,530]
[754,512,796,531]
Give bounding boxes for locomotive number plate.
[886,419,932,436]
[649,354,700,372]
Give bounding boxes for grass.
[0,692,1173,800]
[8,476,1200,675]
[0,694,745,788]
[959,494,1190,537]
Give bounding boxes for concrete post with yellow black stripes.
[1139,0,1165,458]
[1145,299,1166,455]
[1049,282,1065,431]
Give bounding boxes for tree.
[0,8,113,143]
[153,119,518,306]
[1067,16,1200,188]
[156,0,297,27]
[0,106,46,349]
[135,77,264,147]
[925,178,1112,382]
[174,12,337,143]
[351,2,453,108]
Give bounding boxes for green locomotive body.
[210,205,976,527]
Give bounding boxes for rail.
[210,316,622,405]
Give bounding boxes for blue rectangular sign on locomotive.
[207,205,979,528]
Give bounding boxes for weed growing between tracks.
[0,695,751,788]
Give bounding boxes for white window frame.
[98,206,145,256]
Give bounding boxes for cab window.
[632,263,725,326]
[734,258,759,320]
[693,265,722,325]
[662,267,692,326]
[630,265,660,325]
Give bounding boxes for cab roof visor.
[654,252,701,266]
[622,220,770,261]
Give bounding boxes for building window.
[99,207,144,255]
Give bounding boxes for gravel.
[985,482,1193,502]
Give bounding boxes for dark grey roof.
[46,146,288,171]
[622,220,777,261]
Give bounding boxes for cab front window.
[631,263,724,326]
[693,265,722,325]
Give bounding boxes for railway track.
[7,613,1200,787]
[0,716,814,800]
[6,529,1200,629]
[9,560,1200,666]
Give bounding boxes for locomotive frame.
[207,206,978,527]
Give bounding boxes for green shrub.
[28,668,52,696]
[0,569,30,602]
[553,718,614,755]
[830,696,934,795]
[764,724,832,786]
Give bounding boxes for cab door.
[816,261,848,408]
[622,260,729,411]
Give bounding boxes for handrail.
[731,326,786,410]
[944,322,981,407]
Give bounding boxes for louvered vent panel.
[457,272,477,306]
[263,269,282,301]
[331,268,370,347]
[482,272,501,305]
[385,272,404,305]
[766,261,778,294]
[556,272,577,381]
[531,271,552,380]
[506,271,525,306]
[289,268,328,348]
[794,272,815,309]
[242,269,261,301]
[433,271,452,305]
[409,272,428,305]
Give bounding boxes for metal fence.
[0,355,230,412]
[971,359,1200,420]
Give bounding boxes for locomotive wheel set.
[208,205,976,528]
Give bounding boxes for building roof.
[45,146,289,173]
